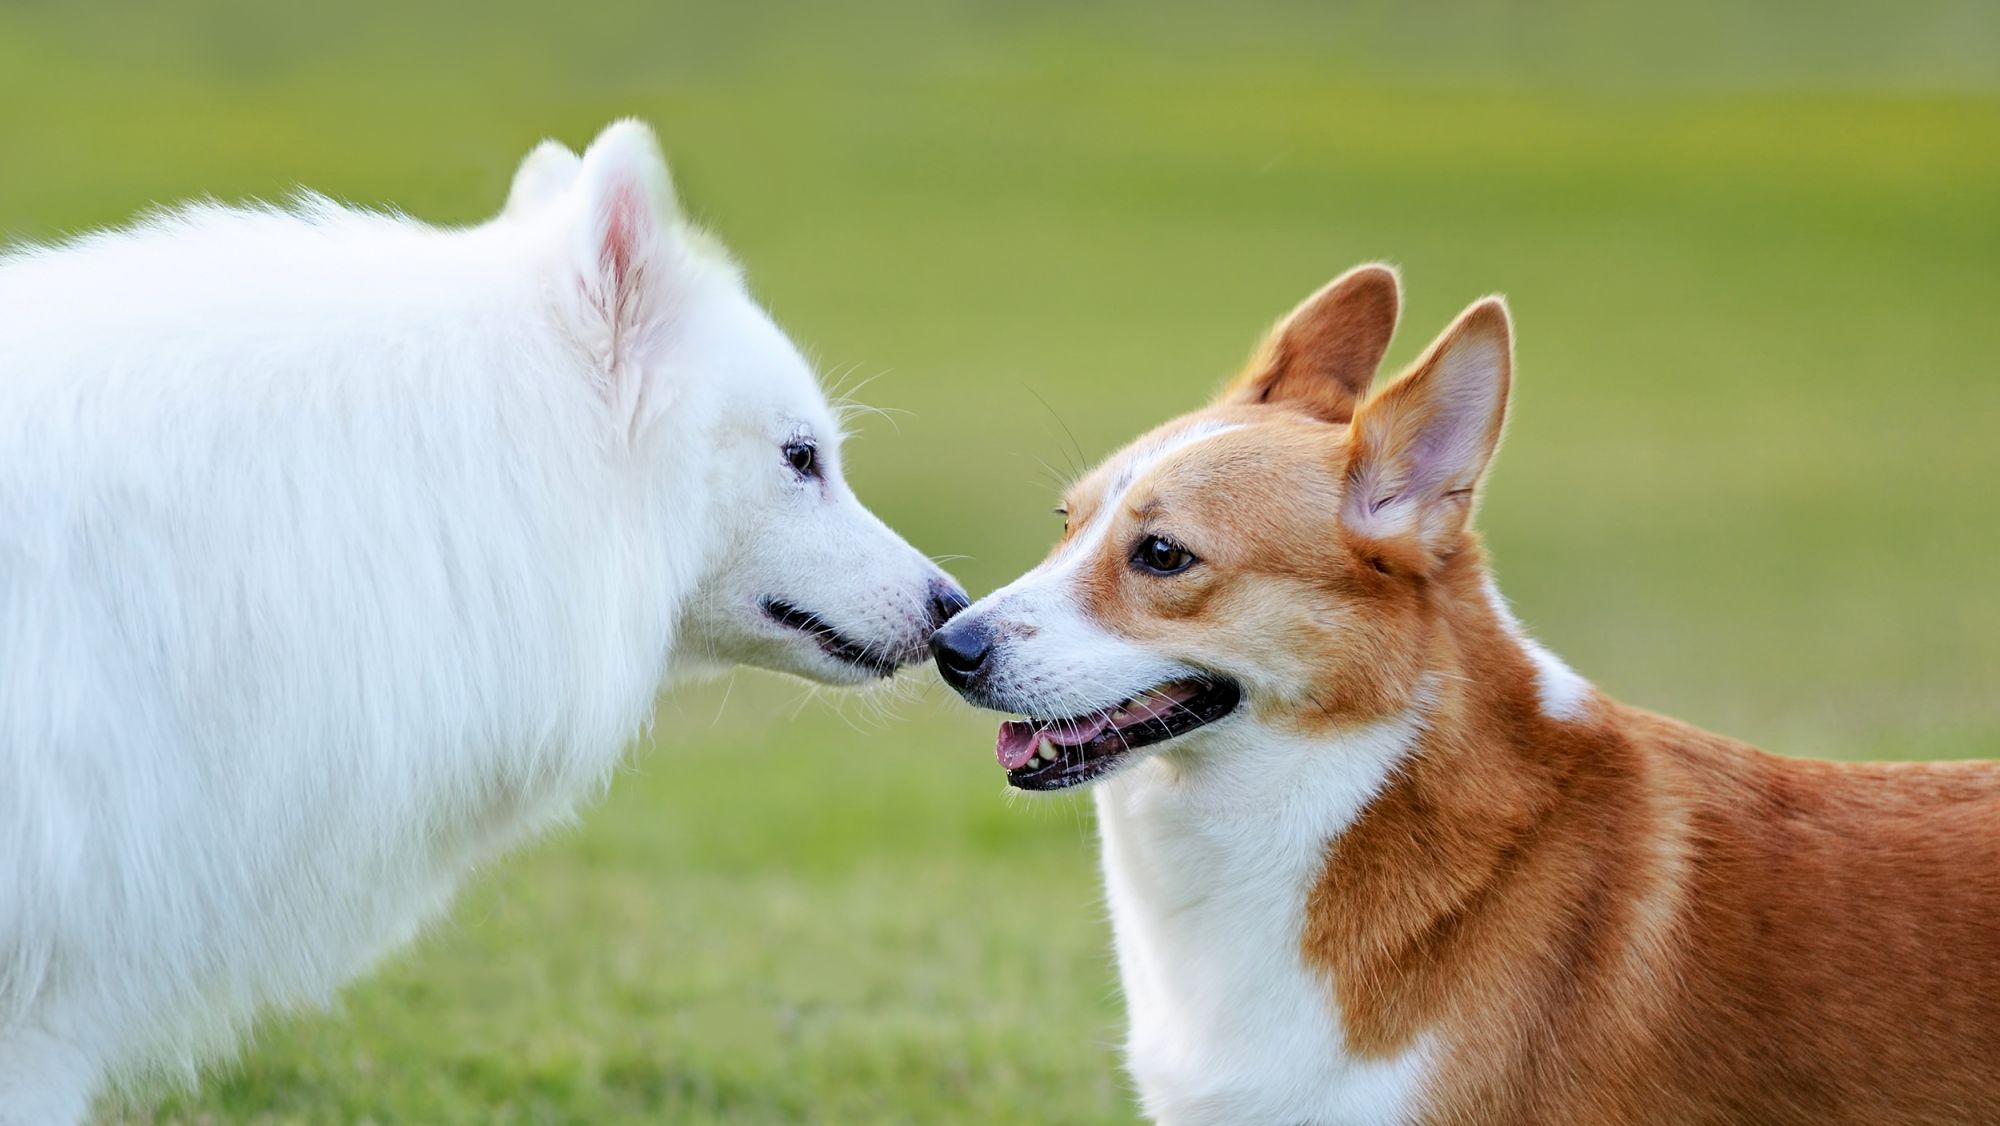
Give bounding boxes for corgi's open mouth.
[761,597,903,678]
[995,678,1241,791]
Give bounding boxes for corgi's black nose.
[926,579,970,632]
[930,615,992,689]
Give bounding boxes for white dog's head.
[506,122,965,685]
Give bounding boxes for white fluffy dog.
[0,120,965,1122]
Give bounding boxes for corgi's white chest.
[1093,722,1431,1126]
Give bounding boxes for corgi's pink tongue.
[993,686,1206,770]
[995,712,1115,769]
[996,722,1041,770]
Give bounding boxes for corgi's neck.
[1095,713,1436,1123]
[1096,559,1603,927]
[1093,562,1615,1121]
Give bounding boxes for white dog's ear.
[1343,296,1512,558]
[557,120,687,413]
[502,140,581,218]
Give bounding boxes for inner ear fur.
[1342,296,1514,558]
[1220,263,1402,424]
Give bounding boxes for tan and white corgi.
[932,266,2000,1125]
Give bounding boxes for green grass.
[2,2,1996,1121]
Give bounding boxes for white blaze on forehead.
[1047,419,1246,572]
[1114,418,1246,491]
[1482,575,1593,722]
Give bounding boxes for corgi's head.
[934,266,1515,789]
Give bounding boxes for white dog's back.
[1,191,682,1089]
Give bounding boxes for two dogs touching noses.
[1,115,1994,1126]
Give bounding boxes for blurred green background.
[3,1,1996,1121]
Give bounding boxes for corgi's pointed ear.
[503,139,581,218]
[1220,263,1400,424]
[557,120,686,408]
[1344,296,1512,558]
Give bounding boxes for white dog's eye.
[784,440,821,480]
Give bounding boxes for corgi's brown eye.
[784,441,820,479]
[1132,535,1197,576]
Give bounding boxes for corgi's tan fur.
[935,265,2000,1124]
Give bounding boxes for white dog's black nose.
[930,614,992,690]
[927,580,971,632]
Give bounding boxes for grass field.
[3,2,1997,1122]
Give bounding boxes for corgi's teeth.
[1037,737,1058,762]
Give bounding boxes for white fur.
[1098,716,1432,1125]
[1481,577,1594,722]
[503,139,582,218]
[0,121,955,1121]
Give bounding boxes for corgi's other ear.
[1220,263,1401,424]
[1343,296,1512,559]
[557,120,686,413]
[503,139,581,218]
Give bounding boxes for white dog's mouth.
[760,597,905,679]
[995,678,1241,792]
